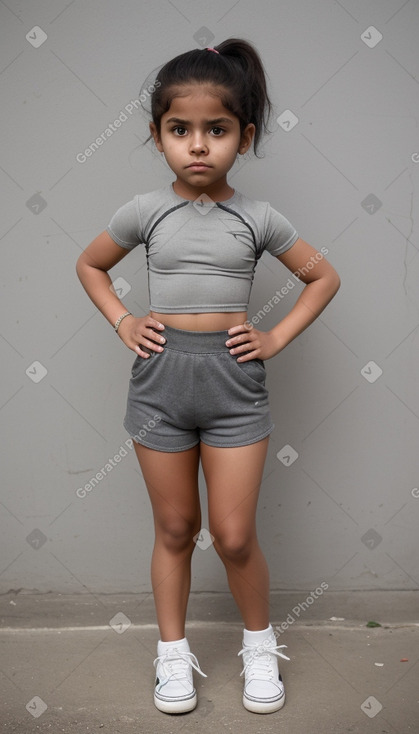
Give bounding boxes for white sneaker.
[238,632,290,714]
[153,639,207,714]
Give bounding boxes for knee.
[212,529,253,564]
[157,516,199,553]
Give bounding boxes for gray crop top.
[106,183,299,313]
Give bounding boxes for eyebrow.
[165,117,234,126]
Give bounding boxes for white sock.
[243,624,273,646]
[157,637,189,656]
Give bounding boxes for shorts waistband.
[161,324,230,354]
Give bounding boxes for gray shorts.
[124,325,274,452]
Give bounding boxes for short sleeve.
[262,205,299,257]
[106,197,144,250]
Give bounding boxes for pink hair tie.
[206,47,220,54]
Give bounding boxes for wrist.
[114,312,133,334]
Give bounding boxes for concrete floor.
[0,591,418,733]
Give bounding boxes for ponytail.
[213,38,272,154]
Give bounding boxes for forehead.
[163,84,236,120]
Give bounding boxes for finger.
[227,321,252,337]
[144,327,166,345]
[230,342,258,357]
[226,331,256,348]
[134,345,152,358]
[138,336,165,352]
[147,317,165,330]
[236,349,259,362]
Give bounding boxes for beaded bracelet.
[114,312,132,332]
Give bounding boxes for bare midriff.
[150,311,248,332]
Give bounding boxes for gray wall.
[1,0,418,595]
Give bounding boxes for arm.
[76,231,166,357]
[226,238,340,361]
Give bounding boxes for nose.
[189,131,208,154]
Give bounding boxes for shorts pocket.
[234,357,266,387]
[131,351,159,378]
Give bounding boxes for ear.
[238,123,255,155]
[149,122,164,153]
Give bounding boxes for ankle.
[157,637,189,655]
[243,624,273,646]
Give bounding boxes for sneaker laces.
[153,648,207,692]
[238,643,290,679]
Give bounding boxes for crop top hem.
[149,303,248,313]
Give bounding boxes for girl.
[76,38,340,716]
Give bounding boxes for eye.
[172,126,187,136]
[211,127,225,136]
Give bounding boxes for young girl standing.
[76,38,340,716]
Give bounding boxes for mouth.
[186,163,211,169]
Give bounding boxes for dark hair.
[145,38,272,157]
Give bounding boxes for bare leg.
[133,442,201,641]
[200,438,270,631]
